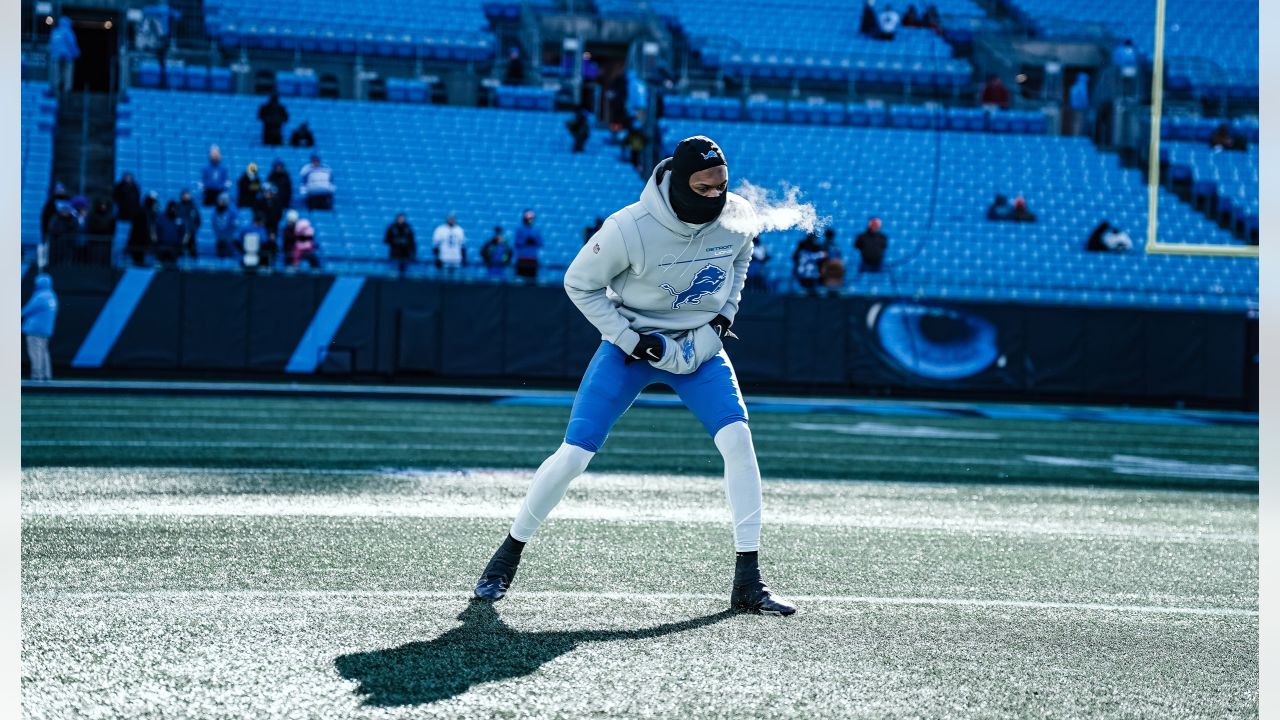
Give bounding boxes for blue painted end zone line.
[286,276,366,373]
[71,268,157,368]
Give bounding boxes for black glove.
[625,334,664,364]
[709,314,738,340]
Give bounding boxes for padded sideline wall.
[20,268,1255,408]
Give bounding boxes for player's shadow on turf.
[334,600,735,707]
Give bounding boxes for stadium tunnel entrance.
[64,7,120,94]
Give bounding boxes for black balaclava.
[667,135,728,225]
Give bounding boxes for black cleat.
[730,552,797,616]
[473,538,523,601]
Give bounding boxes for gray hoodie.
[564,158,756,355]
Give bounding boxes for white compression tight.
[508,421,763,552]
[713,421,762,551]
[509,442,595,542]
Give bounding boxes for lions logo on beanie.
[668,136,728,225]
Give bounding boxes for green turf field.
[21,393,1258,719]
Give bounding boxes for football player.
[473,136,795,616]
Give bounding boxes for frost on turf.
[721,180,827,236]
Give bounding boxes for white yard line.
[21,496,1254,544]
[22,588,1256,618]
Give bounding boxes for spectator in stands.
[860,0,880,34]
[237,162,263,209]
[84,198,116,265]
[854,217,888,273]
[922,4,941,30]
[567,106,591,153]
[211,193,239,258]
[299,154,336,210]
[69,194,89,219]
[872,3,901,40]
[238,214,268,270]
[258,93,289,146]
[268,159,293,208]
[280,209,300,259]
[136,3,176,89]
[581,52,601,82]
[200,145,231,206]
[45,201,81,266]
[113,172,142,222]
[792,233,826,296]
[22,273,58,382]
[432,212,467,273]
[821,227,842,260]
[49,17,80,95]
[583,216,604,245]
[481,226,513,279]
[504,47,525,85]
[1112,39,1138,74]
[902,4,921,26]
[624,117,648,169]
[1011,195,1037,222]
[986,193,1013,221]
[514,209,544,283]
[745,236,770,293]
[980,75,1011,109]
[1209,123,1247,152]
[1069,73,1091,136]
[126,192,159,266]
[1086,221,1133,252]
[385,213,417,278]
[41,182,72,240]
[291,218,321,269]
[820,255,846,296]
[289,122,315,148]
[257,184,285,243]
[153,200,185,268]
[176,189,202,257]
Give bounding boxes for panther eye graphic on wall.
[660,264,727,310]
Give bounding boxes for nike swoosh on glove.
[709,314,739,340]
[625,334,664,364]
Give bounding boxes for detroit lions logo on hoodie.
[661,264,727,310]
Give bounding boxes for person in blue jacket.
[200,145,232,206]
[22,273,59,382]
[49,17,80,95]
[513,209,543,284]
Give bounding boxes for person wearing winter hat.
[471,135,796,616]
[22,273,59,381]
[291,218,321,269]
[211,192,240,259]
[280,209,301,260]
[237,162,263,209]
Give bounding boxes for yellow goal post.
[1143,0,1259,257]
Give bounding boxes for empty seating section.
[663,118,1255,309]
[1163,142,1258,241]
[203,0,495,60]
[998,0,1257,94]
[21,82,57,247]
[668,97,1048,134]
[598,0,977,86]
[135,60,234,91]
[115,89,641,274]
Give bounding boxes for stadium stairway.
[52,92,118,205]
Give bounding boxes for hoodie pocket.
[649,324,724,375]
